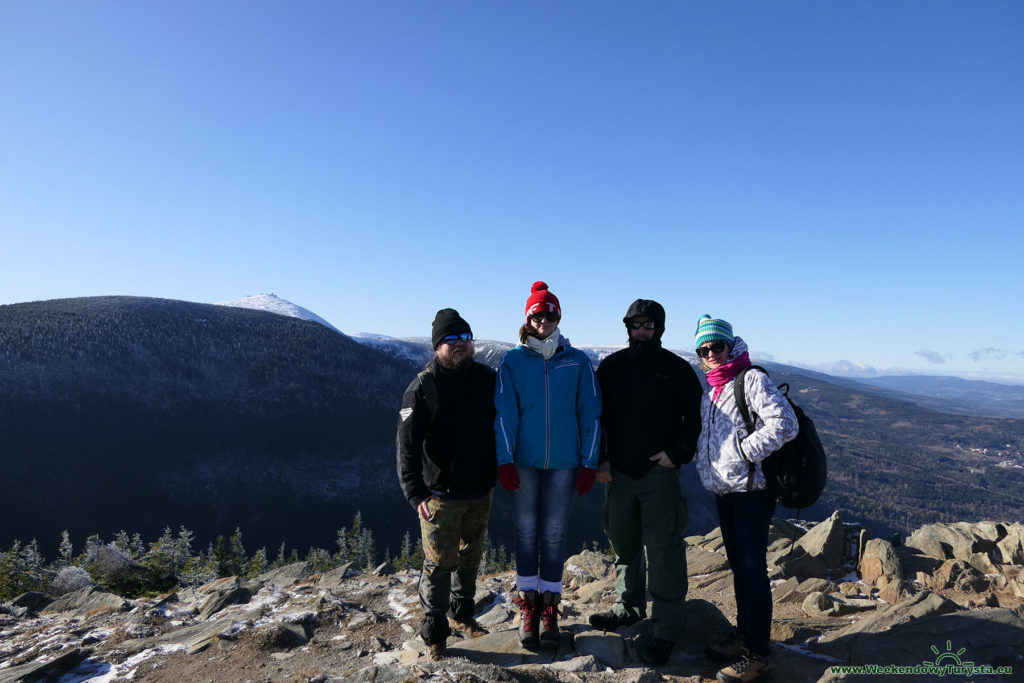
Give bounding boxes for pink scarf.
[706,351,752,402]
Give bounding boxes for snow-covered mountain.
[345,335,704,374]
[215,293,341,334]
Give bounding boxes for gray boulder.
[815,604,1024,670]
[565,549,612,588]
[859,538,903,585]
[0,648,90,683]
[770,511,845,579]
[905,521,1006,565]
[815,590,961,655]
[41,586,128,616]
[686,546,730,576]
[773,577,835,604]
[197,581,252,620]
[259,561,315,587]
[795,510,845,568]
[574,630,625,667]
[996,523,1024,566]
[8,591,53,613]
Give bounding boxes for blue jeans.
[512,467,576,594]
[716,488,775,657]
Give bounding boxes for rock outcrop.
[2,514,1023,682]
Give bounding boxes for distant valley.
[1,296,1022,564]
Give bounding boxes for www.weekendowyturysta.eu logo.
[828,640,1013,677]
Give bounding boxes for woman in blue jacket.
[495,281,601,648]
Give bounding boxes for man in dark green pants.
[590,299,703,666]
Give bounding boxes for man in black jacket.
[589,299,703,666]
[396,308,497,661]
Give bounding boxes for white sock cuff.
[516,574,539,592]
[538,578,562,594]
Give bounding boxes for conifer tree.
[57,531,74,569]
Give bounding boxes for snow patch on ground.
[775,641,844,663]
[56,645,183,683]
[387,588,417,617]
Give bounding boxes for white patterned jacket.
[695,337,799,495]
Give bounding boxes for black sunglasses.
[696,341,728,358]
[441,332,472,345]
[628,320,656,330]
[530,312,560,323]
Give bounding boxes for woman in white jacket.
[694,315,797,683]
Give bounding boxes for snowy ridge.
[215,293,341,334]
[347,333,434,368]
[346,335,700,372]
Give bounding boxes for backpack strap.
[732,365,771,491]
[417,370,438,425]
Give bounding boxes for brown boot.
[716,651,771,682]
[538,591,560,648]
[425,642,447,662]
[511,590,539,647]
[448,616,489,638]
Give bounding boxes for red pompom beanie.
[525,281,561,319]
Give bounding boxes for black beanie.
[431,308,472,349]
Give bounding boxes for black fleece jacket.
[596,300,703,478]
[396,359,497,508]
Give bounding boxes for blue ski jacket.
[494,338,602,470]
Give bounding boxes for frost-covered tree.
[271,542,288,570]
[111,531,145,560]
[144,526,195,587]
[395,532,413,571]
[305,547,332,573]
[57,531,74,569]
[50,566,93,596]
[246,547,267,578]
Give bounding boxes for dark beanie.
[431,308,472,349]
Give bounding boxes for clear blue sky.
[2,2,1022,382]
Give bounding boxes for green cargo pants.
[417,491,492,644]
[603,464,689,641]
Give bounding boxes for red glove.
[576,467,597,496]
[498,463,520,491]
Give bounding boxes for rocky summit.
[2,514,1023,682]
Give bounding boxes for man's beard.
[438,347,474,370]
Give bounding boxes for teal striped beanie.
[694,315,734,348]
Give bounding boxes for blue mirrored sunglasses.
[441,332,472,344]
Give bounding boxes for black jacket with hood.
[396,357,497,508]
[596,299,703,479]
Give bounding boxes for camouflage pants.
[417,492,493,644]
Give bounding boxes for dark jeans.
[715,488,775,657]
[512,467,576,594]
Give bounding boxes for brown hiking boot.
[448,616,489,638]
[511,590,539,647]
[716,651,772,682]
[426,642,447,662]
[538,591,560,648]
[705,630,747,661]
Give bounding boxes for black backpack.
[733,365,827,510]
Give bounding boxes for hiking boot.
[705,630,747,661]
[425,642,447,662]
[716,651,772,683]
[511,590,539,647]
[588,609,643,631]
[638,636,675,666]
[448,616,489,638]
[538,591,560,648]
